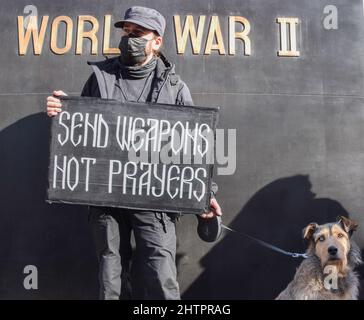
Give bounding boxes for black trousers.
[89,206,180,300]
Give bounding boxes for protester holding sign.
[46,6,222,300]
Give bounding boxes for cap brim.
[114,19,158,34]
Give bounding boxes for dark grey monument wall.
[1,0,364,299]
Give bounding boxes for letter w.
[174,15,205,54]
[18,15,49,55]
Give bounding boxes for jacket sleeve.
[81,72,101,98]
[176,81,194,106]
[210,180,218,199]
[177,80,219,199]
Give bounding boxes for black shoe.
[196,215,222,242]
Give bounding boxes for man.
[46,6,222,300]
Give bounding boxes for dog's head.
[303,216,360,274]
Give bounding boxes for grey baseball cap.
[114,6,166,37]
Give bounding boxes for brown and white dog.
[276,216,362,300]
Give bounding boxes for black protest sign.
[47,96,219,214]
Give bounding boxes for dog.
[276,216,362,300]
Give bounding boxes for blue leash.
[221,224,308,259]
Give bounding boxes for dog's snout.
[328,246,338,256]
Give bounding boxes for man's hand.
[200,198,222,219]
[46,90,67,117]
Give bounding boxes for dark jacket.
[81,54,218,197]
[81,54,193,105]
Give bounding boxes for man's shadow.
[0,113,98,299]
[183,174,363,299]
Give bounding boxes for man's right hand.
[46,90,67,117]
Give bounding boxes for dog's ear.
[302,223,318,241]
[337,216,358,237]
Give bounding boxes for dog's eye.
[318,235,325,242]
[337,233,344,238]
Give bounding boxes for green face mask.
[118,35,150,66]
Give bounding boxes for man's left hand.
[200,198,222,219]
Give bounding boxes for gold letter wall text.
[17,14,300,57]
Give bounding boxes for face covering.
[118,35,151,66]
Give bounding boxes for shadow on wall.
[0,113,98,299]
[183,175,364,300]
